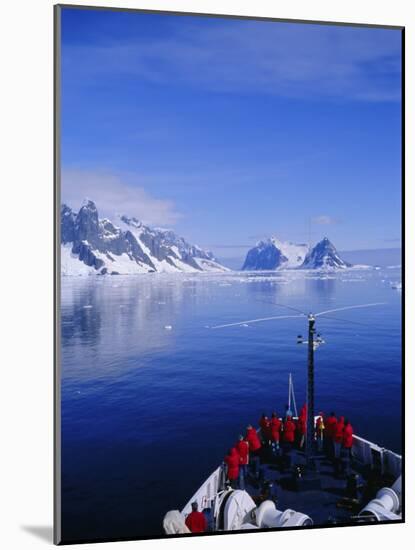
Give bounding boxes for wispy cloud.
[61,169,181,225]
[312,215,339,225]
[63,19,401,102]
[383,237,401,243]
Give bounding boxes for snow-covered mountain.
[301,237,351,270]
[61,200,229,276]
[242,237,308,270]
[242,236,351,271]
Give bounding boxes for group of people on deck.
[223,406,354,489]
[184,408,355,533]
[323,412,354,459]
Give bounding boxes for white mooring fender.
[223,490,257,531]
[358,477,402,521]
[163,510,191,534]
[256,500,313,528]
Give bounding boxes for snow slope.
[61,201,229,276]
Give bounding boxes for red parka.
[259,416,269,430]
[185,511,207,533]
[283,416,296,443]
[342,423,354,448]
[325,415,337,438]
[224,448,240,480]
[297,416,307,435]
[333,416,345,443]
[270,417,282,442]
[263,420,272,441]
[246,427,262,452]
[236,439,250,465]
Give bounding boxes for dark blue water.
[60,269,402,542]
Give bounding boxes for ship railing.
[181,464,226,517]
[351,434,401,478]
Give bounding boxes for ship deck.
[241,442,395,526]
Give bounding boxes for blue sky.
[60,8,402,260]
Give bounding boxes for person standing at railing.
[259,413,271,446]
[333,416,345,459]
[282,415,296,469]
[246,425,261,477]
[282,416,296,448]
[246,425,262,452]
[300,403,307,419]
[270,412,282,455]
[316,413,325,452]
[224,447,240,489]
[236,435,249,490]
[342,419,354,475]
[325,412,338,456]
[297,414,306,449]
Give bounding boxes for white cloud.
[312,215,338,225]
[61,169,181,225]
[63,21,401,102]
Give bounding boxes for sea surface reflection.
[61,269,402,541]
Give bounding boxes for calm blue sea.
[60,268,402,542]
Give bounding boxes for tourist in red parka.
[185,502,208,533]
[342,420,354,457]
[236,435,250,465]
[259,414,272,446]
[246,425,262,452]
[333,416,345,459]
[324,412,337,456]
[270,412,282,446]
[300,403,307,419]
[283,416,296,445]
[325,412,337,438]
[236,435,249,489]
[297,415,307,449]
[259,413,269,430]
[246,425,261,477]
[224,447,240,488]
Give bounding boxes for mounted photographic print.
[54,4,404,544]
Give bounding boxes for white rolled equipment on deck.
[255,500,313,528]
[222,490,256,531]
[219,490,313,531]
[163,510,191,534]
[358,475,402,521]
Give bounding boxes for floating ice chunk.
[83,305,93,309]
[390,282,402,290]
[164,325,173,330]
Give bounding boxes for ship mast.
[306,314,316,468]
[298,313,324,469]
